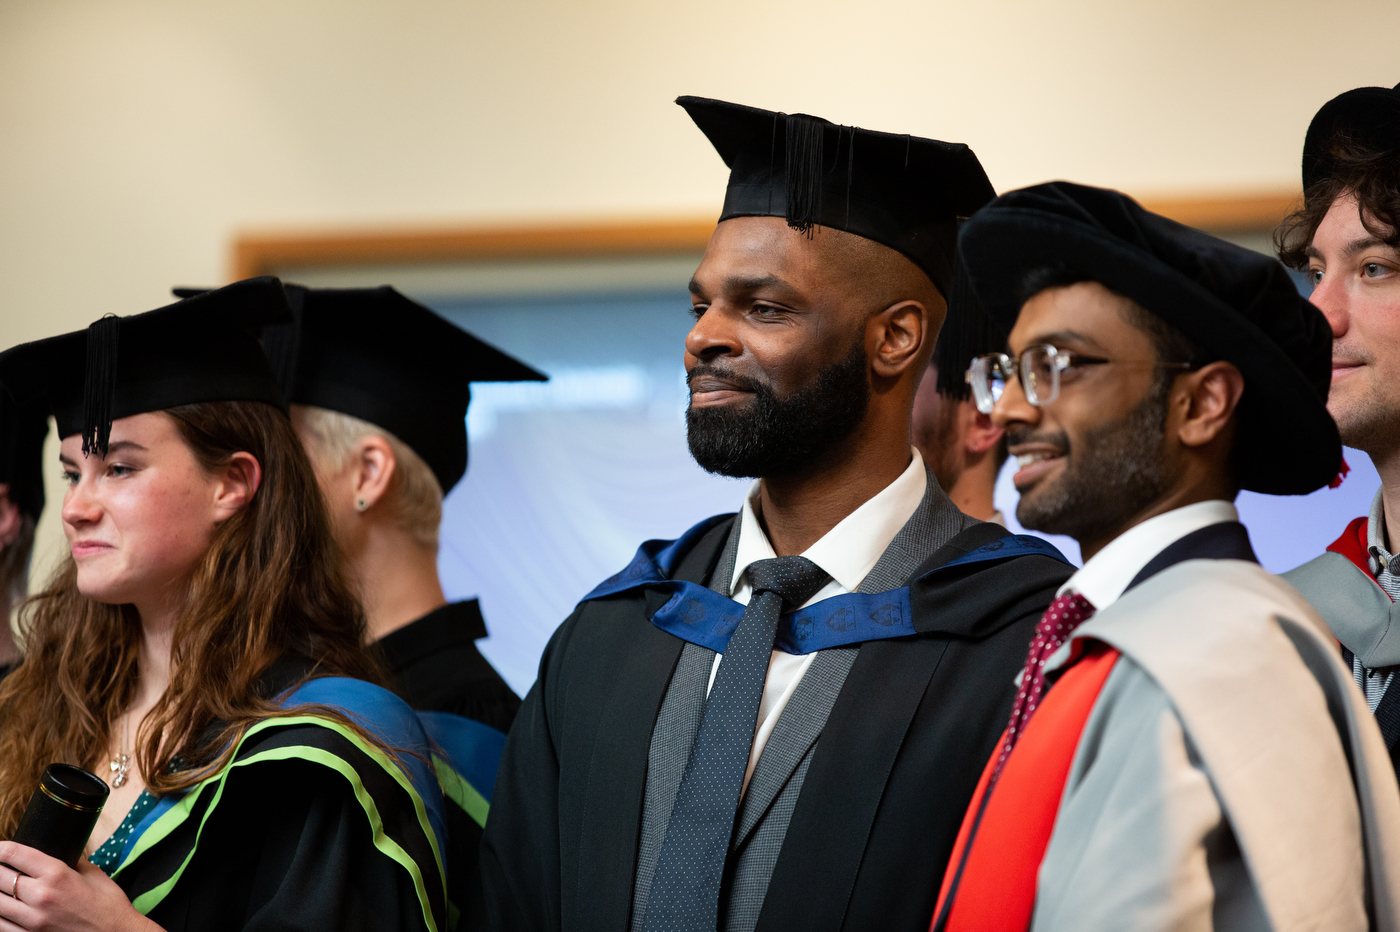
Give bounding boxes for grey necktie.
[642,555,831,932]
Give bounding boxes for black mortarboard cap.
[0,277,292,455]
[958,181,1339,496]
[1302,83,1400,194]
[0,391,48,521]
[677,96,997,297]
[263,285,547,493]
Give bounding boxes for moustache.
[685,364,770,394]
[1004,426,1071,456]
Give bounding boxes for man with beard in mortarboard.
[480,96,1073,932]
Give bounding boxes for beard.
[1012,377,1171,541]
[686,339,870,479]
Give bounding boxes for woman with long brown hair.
[0,278,447,932]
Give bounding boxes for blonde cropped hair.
[294,405,443,550]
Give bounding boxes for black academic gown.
[378,600,521,733]
[481,517,1071,932]
[111,655,447,932]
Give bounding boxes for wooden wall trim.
[231,190,1301,280]
[232,217,719,280]
[1137,191,1300,232]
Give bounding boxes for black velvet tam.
[0,390,48,521]
[1303,82,1400,193]
[265,285,546,494]
[677,96,996,297]
[958,181,1339,496]
[0,277,292,455]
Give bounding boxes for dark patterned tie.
[642,555,831,932]
[991,590,1096,781]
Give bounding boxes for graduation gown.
[481,499,1072,932]
[1286,514,1400,780]
[379,600,521,734]
[379,601,521,734]
[108,673,449,932]
[939,526,1400,932]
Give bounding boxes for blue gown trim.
[417,711,507,806]
[118,676,446,865]
[580,514,1069,655]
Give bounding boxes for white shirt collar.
[1059,499,1239,610]
[729,449,928,596]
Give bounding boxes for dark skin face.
[993,282,1244,561]
[686,216,944,556]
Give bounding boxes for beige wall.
[2,0,1397,584]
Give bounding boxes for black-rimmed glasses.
[965,344,1193,415]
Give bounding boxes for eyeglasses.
[965,344,1193,415]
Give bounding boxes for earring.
[356,498,368,512]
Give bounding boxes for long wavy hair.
[0,400,384,835]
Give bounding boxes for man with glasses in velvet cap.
[482,97,1074,932]
[930,182,1400,932]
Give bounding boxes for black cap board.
[263,285,547,493]
[0,391,48,522]
[1302,82,1400,194]
[0,277,292,455]
[958,181,1339,496]
[677,96,997,297]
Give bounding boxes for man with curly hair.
[1283,83,1400,781]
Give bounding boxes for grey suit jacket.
[629,466,973,932]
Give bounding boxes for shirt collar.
[1058,499,1239,610]
[1368,486,1392,575]
[729,449,928,596]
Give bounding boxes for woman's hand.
[0,843,162,932]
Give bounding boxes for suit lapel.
[733,648,859,846]
[755,635,950,932]
[569,517,734,932]
[732,466,969,850]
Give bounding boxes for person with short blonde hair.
[266,285,545,733]
[267,284,546,932]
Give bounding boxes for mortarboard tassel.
[785,113,826,237]
[81,315,121,457]
[1328,455,1350,489]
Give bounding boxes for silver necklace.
[109,712,130,788]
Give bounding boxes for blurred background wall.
[2,0,1397,689]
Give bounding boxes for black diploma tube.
[9,765,110,868]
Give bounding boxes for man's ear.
[0,486,19,550]
[352,435,398,513]
[1175,361,1245,449]
[211,453,263,522]
[964,407,1006,455]
[870,300,929,380]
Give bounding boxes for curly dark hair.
[1276,131,1400,269]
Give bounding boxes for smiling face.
[1307,193,1400,455]
[59,413,228,610]
[684,217,938,479]
[994,282,1175,545]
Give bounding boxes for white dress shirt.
[1038,499,1239,679]
[710,449,928,792]
[1058,499,1239,609]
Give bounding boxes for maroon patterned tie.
[991,591,1097,781]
